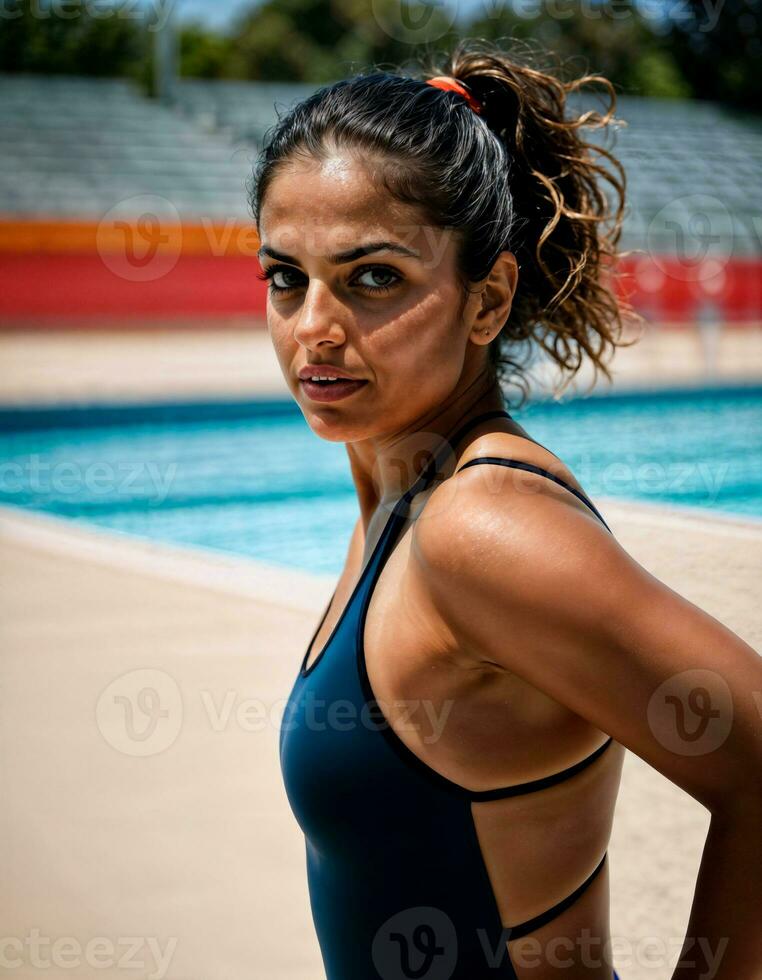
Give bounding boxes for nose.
[292,279,347,349]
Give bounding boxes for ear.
[469,251,518,346]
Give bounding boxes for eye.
[256,265,305,292]
[256,263,402,296]
[352,266,401,293]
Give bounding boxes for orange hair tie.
[426,75,482,115]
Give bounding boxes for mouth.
[299,377,369,402]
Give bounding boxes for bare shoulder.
[410,433,762,814]
[410,431,621,618]
[411,429,612,580]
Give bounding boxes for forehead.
[258,153,454,262]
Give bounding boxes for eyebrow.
[257,240,421,265]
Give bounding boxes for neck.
[346,369,506,532]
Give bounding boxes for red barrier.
[616,255,762,322]
[0,253,268,318]
[0,220,760,323]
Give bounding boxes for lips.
[300,377,369,402]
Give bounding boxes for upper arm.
[412,469,762,815]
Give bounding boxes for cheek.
[376,288,463,378]
[266,312,295,362]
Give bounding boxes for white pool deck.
[1,323,761,979]
[0,319,760,405]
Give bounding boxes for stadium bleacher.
[0,73,759,321]
[1,72,760,257]
[585,94,761,257]
[0,74,253,220]
[173,78,317,151]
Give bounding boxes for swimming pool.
[1,384,760,575]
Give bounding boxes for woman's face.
[257,152,494,443]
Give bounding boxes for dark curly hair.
[249,37,639,406]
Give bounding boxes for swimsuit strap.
[401,408,513,504]
[398,407,612,535]
[504,851,609,941]
[457,457,613,534]
[469,735,614,802]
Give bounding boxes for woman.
[251,39,762,980]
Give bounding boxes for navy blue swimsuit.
[280,409,621,980]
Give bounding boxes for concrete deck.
[0,320,760,405]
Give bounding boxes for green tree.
[179,22,236,79]
[463,2,690,99]
[0,0,149,78]
[664,0,761,110]
[1,0,759,112]
[225,0,462,82]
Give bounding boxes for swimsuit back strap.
[469,735,614,802]
[503,851,608,941]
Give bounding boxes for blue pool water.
[1,385,760,575]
